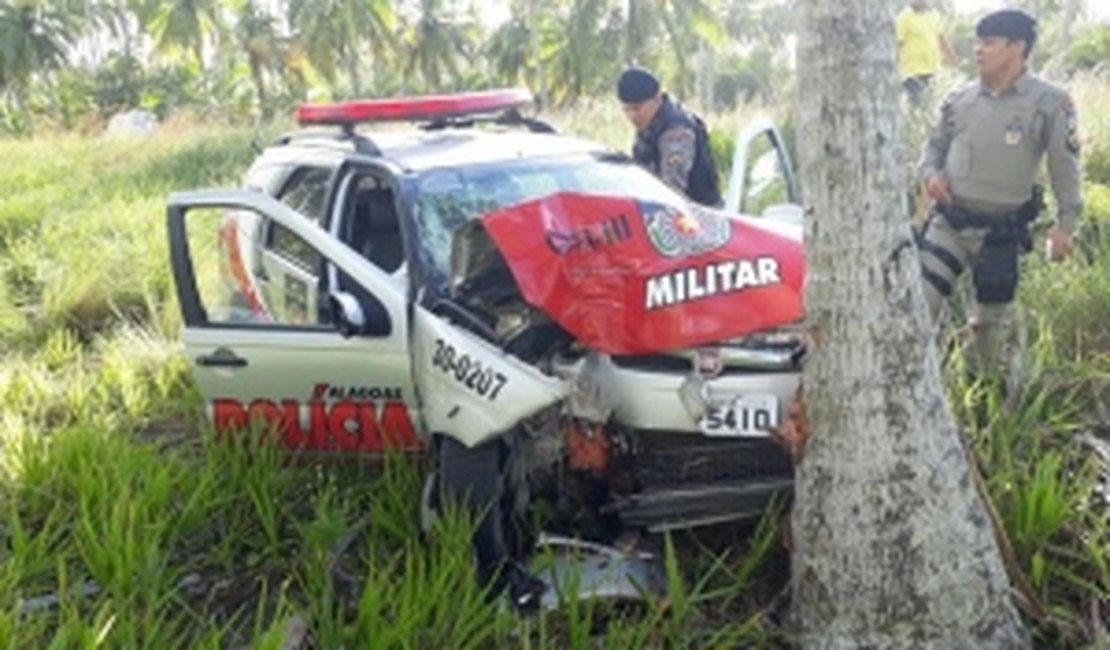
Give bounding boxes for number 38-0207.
[432,339,508,401]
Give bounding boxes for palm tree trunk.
[347,47,363,97]
[660,11,688,100]
[696,38,713,111]
[791,0,1029,646]
[249,56,268,118]
[528,0,547,108]
[625,0,638,63]
[1062,0,1080,45]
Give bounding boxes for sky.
[952,0,1109,21]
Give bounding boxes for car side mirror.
[329,291,368,338]
[328,290,364,337]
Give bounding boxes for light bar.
[296,88,534,126]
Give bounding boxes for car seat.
[355,189,404,273]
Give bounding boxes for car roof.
[266,127,614,173]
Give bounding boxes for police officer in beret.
[918,9,1082,375]
[617,67,722,207]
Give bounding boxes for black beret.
[977,9,1037,47]
[617,67,660,103]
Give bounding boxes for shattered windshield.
[410,154,686,280]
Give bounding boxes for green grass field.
[1,80,1108,647]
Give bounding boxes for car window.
[412,155,686,278]
[341,174,405,274]
[278,167,332,225]
[266,166,332,276]
[741,136,790,216]
[184,205,336,329]
[271,224,320,273]
[243,161,288,193]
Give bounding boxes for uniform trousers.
[919,211,1020,376]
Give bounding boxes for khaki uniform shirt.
[919,71,1083,232]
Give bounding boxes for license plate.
[698,394,779,437]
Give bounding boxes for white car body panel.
[553,354,799,434]
[411,307,570,447]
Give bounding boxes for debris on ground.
[532,533,666,610]
[19,580,100,614]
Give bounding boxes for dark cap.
[617,67,660,103]
[977,9,1037,53]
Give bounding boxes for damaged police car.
[166,89,807,610]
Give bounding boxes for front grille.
[622,431,793,487]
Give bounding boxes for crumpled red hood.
[479,192,805,355]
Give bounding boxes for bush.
[1065,25,1110,74]
[1077,181,1110,256]
[708,126,734,183]
[1084,141,1110,186]
[94,54,145,118]
[1071,72,1110,185]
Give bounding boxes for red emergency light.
[296,88,534,126]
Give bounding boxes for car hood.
[453,192,805,356]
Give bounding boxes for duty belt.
[941,205,1028,231]
[940,186,1044,231]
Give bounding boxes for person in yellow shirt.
[896,0,956,105]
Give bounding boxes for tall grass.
[0,121,261,350]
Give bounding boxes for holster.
[967,186,1043,304]
[973,232,1021,304]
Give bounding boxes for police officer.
[918,9,1082,374]
[617,67,722,207]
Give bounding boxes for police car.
[166,89,806,603]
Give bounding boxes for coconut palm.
[232,0,280,115]
[0,2,76,93]
[82,0,143,62]
[541,0,616,105]
[485,14,530,87]
[143,0,223,67]
[723,0,794,47]
[288,0,395,97]
[404,0,476,92]
[627,0,725,100]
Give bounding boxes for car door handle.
[196,350,248,368]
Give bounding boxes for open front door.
[723,117,802,221]
[166,189,422,453]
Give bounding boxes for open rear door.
[723,117,802,221]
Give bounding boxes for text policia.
[212,383,421,452]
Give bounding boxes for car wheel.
[433,434,544,611]
[435,434,510,565]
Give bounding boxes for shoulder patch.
[1061,92,1075,114]
[660,126,696,150]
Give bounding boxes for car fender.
[411,307,570,448]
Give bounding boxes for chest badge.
[1005,122,1024,146]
